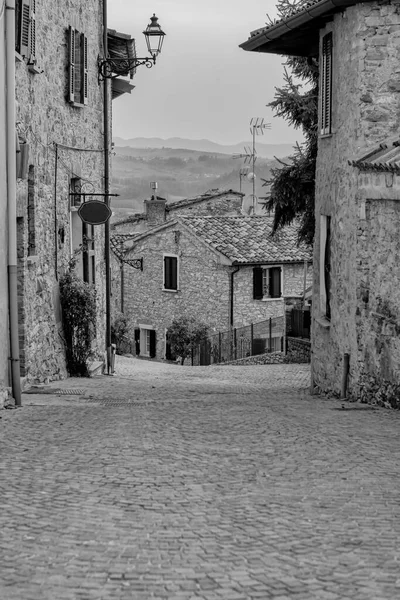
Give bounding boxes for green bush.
[167,316,208,365]
[111,312,133,355]
[59,259,97,376]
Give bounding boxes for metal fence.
[193,315,285,366]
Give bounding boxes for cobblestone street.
[1,357,399,600]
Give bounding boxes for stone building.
[120,215,312,360]
[241,0,400,395]
[110,189,245,314]
[0,8,9,401]
[14,0,134,383]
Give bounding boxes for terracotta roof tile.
[349,140,400,173]
[179,216,311,264]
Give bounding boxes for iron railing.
[194,316,285,366]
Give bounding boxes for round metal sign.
[78,200,112,225]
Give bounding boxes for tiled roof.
[349,141,400,173]
[179,216,311,264]
[240,0,372,57]
[167,189,243,212]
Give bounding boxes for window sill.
[162,288,179,293]
[15,51,24,63]
[261,296,282,301]
[320,133,333,139]
[27,255,39,266]
[69,101,86,109]
[315,315,331,329]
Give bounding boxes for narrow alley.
[1,358,399,600]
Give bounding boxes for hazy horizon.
[108,1,302,147]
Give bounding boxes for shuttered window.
[164,255,178,291]
[68,27,88,106]
[254,266,282,300]
[321,33,332,136]
[16,0,35,62]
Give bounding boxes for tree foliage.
[167,316,208,365]
[262,51,319,246]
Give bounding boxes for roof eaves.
[240,0,371,56]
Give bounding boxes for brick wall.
[312,1,400,394]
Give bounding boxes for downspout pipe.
[230,266,240,327]
[103,0,112,373]
[5,0,21,405]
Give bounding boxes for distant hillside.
[111,145,277,216]
[113,136,296,159]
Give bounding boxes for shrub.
[167,316,208,365]
[59,258,97,376]
[111,312,133,355]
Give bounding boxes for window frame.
[253,265,283,300]
[163,254,179,292]
[321,32,333,136]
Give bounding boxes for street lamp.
[144,14,166,58]
[98,14,166,81]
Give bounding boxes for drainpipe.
[230,266,240,327]
[5,0,21,405]
[103,0,112,373]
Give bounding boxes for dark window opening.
[164,256,178,290]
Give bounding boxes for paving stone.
[0,357,399,599]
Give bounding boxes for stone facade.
[123,220,312,361]
[0,20,9,392]
[15,0,108,383]
[311,1,400,394]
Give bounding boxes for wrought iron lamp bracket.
[97,56,156,82]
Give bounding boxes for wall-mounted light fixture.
[98,14,166,81]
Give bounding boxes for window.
[253,266,282,300]
[69,177,95,284]
[68,26,88,106]
[15,0,36,63]
[320,215,331,320]
[164,255,178,291]
[139,328,156,358]
[321,32,332,136]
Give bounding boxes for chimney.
[145,182,166,227]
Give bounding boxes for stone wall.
[220,352,285,366]
[285,338,311,364]
[15,0,107,383]
[122,222,313,361]
[312,1,400,394]
[123,224,232,360]
[0,24,9,391]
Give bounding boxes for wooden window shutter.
[149,330,156,358]
[324,217,331,319]
[164,256,177,290]
[19,0,31,57]
[29,0,36,61]
[321,33,332,135]
[83,35,88,105]
[68,27,76,103]
[253,267,263,300]
[269,267,281,298]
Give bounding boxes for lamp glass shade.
[143,14,165,57]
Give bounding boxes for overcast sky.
[108,0,301,146]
